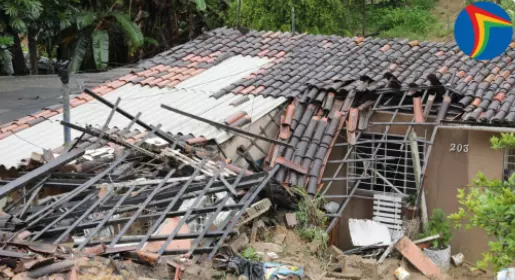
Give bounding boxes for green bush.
[224,0,351,36]
[368,6,436,35]
[410,0,438,10]
[449,134,515,272]
[419,208,452,249]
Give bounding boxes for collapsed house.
[1,28,515,275]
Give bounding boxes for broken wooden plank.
[395,237,445,280]
[275,157,308,174]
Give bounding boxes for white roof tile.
[0,56,285,168]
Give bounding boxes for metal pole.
[160,104,294,148]
[58,61,71,146]
[62,84,71,145]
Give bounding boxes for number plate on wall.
[450,144,469,153]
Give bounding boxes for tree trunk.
[28,28,38,75]
[57,43,71,61]
[47,41,54,74]
[170,1,179,44]
[6,25,27,76]
[188,5,194,41]
[169,4,179,45]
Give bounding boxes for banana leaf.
[68,34,89,74]
[192,0,207,11]
[77,12,97,30]
[111,12,144,47]
[92,29,109,70]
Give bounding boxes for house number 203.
[450,144,469,152]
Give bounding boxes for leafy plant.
[1,0,43,32]
[404,193,417,208]
[241,247,261,261]
[68,2,144,73]
[224,0,350,36]
[0,36,14,75]
[292,187,327,228]
[192,0,207,11]
[0,36,13,47]
[449,133,515,272]
[418,208,452,249]
[291,187,329,253]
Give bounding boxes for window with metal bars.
[503,148,515,180]
[346,133,425,195]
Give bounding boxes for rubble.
[395,237,445,280]
[0,60,499,280]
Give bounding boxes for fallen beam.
[395,236,445,280]
[0,148,87,199]
[160,103,294,148]
[84,88,181,147]
[61,121,161,159]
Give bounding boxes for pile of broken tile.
[0,107,299,280]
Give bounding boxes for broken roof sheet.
[0,85,285,168]
[0,56,286,169]
[138,28,515,124]
[4,28,515,141]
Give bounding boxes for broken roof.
[0,56,287,169]
[2,27,515,170]
[140,28,515,122]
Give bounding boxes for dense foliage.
[224,0,351,36]
[448,133,515,272]
[223,0,447,38]
[0,0,512,76]
[0,0,214,75]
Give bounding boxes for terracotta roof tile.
[5,27,515,139]
[119,74,138,82]
[147,78,164,86]
[191,68,206,76]
[141,77,156,85]
[9,124,29,133]
[70,98,87,108]
[241,86,256,94]
[92,86,114,95]
[157,79,172,88]
[167,80,182,87]
[105,80,127,89]
[0,131,13,140]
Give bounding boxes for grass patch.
[292,187,329,254]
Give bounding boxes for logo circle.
[454,2,513,60]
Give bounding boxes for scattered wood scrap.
[395,236,446,280]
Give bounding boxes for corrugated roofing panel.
[175,55,269,92]
[0,56,284,168]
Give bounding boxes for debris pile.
[0,89,299,279]
[0,85,501,280]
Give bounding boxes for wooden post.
[409,131,428,227]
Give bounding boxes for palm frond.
[0,36,14,46]
[10,18,27,32]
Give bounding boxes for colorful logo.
[454,2,513,60]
